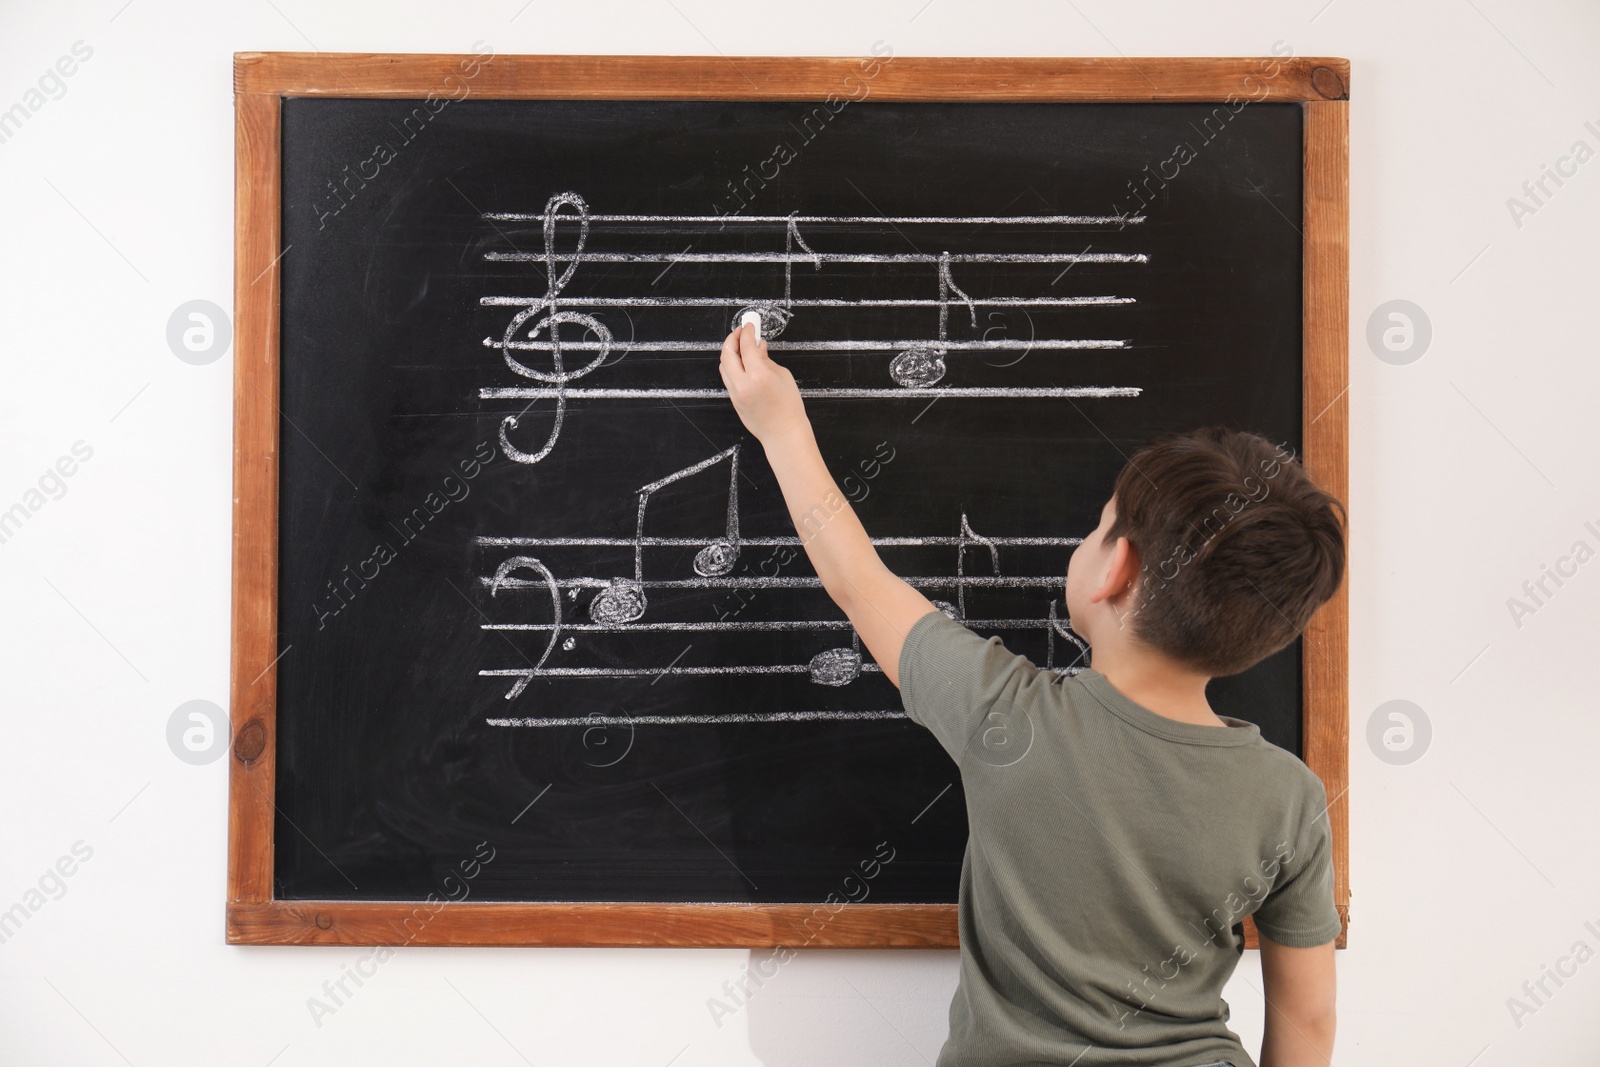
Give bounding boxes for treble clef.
[496,191,617,465]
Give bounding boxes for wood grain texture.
[225,902,1344,949]
[1300,100,1351,948]
[228,901,956,947]
[228,53,1351,947]
[228,89,281,907]
[234,52,1350,102]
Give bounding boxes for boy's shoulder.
[1058,664,1333,819]
[900,610,1331,804]
[1209,719,1327,796]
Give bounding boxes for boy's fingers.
[720,328,744,373]
[739,322,772,364]
[744,327,789,377]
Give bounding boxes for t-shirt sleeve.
[1251,779,1344,948]
[897,608,1046,766]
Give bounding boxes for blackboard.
[229,54,1350,947]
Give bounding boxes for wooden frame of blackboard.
[228,53,1350,948]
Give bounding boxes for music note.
[1046,599,1091,673]
[731,302,792,340]
[955,512,1000,621]
[730,213,816,339]
[783,212,820,313]
[889,251,979,389]
[808,628,863,686]
[590,445,743,625]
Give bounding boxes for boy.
[719,323,1346,1067]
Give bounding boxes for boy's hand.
[719,323,808,445]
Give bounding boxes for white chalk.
[740,310,762,341]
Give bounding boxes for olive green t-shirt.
[898,609,1342,1067]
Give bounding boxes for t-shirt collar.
[1075,668,1262,746]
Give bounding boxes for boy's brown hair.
[1105,426,1346,677]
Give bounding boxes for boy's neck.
[1091,653,1228,728]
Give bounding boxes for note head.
[808,647,863,686]
[890,347,948,388]
[589,578,647,625]
[693,540,740,577]
[733,303,792,341]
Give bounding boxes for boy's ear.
[1091,535,1141,604]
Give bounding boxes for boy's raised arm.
[719,324,937,688]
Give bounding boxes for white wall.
[2,0,1597,1063]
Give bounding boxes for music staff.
[481,191,1147,466]
[477,444,1091,709]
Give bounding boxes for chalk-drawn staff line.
[480,617,1079,632]
[481,655,1089,708]
[485,251,1150,265]
[485,337,1128,352]
[481,386,1143,400]
[475,535,1083,547]
[480,295,1137,308]
[487,700,1130,727]
[479,574,1068,591]
[486,664,878,678]
[488,711,912,727]
[481,211,1146,225]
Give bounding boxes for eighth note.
[891,251,979,388]
[590,446,744,625]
